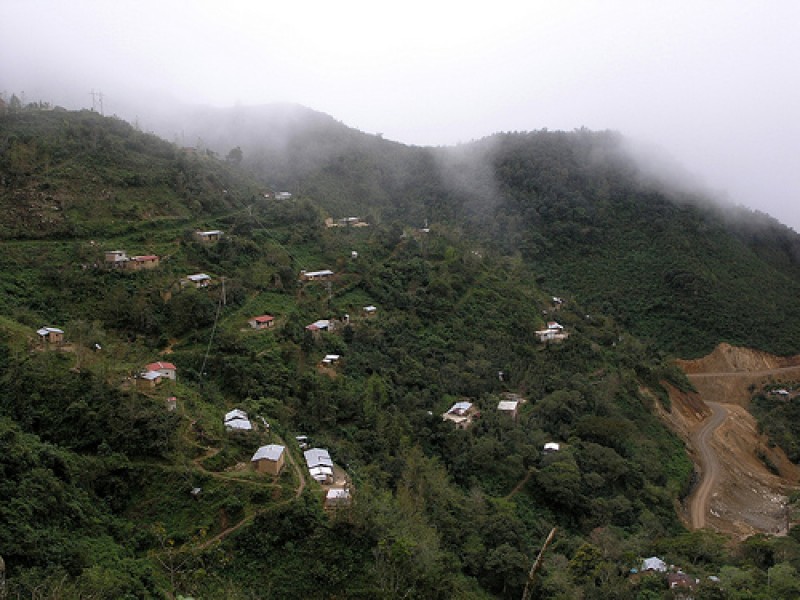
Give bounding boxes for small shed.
[128,255,160,270]
[443,401,476,429]
[248,315,275,329]
[251,444,286,476]
[363,305,377,316]
[321,354,341,366]
[195,230,223,242]
[324,488,352,509]
[184,273,212,288]
[543,442,560,453]
[305,319,331,332]
[497,399,519,420]
[37,327,64,344]
[300,269,334,281]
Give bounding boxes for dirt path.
[689,402,727,529]
[506,468,535,499]
[194,436,307,551]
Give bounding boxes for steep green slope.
[2,107,800,599]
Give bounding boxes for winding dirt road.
[689,401,727,529]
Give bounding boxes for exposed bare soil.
[664,343,800,538]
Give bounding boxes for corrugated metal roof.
[251,444,285,462]
[304,448,333,468]
[224,409,248,422]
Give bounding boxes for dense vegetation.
[3,104,800,598]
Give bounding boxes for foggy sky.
[2,1,799,231]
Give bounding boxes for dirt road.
[689,402,727,529]
[670,343,800,537]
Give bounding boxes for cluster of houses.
[303,446,352,509]
[104,250,160,271]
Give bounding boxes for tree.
[226,146,243,165]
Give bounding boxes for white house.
[543,442,560,453]
[321,354,341,366]
[305,448,334,484]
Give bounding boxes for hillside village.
[4,106,800,598]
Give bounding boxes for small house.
[274,191,292,200]
[305,448,335,484]
[127,255,160,270]
[305,319,331,332]
[543,442,560,453]
[146,361,177,380]
[195,230,223,242]
[641,557,667,573]
[363,305,377,316]
[324,488,352,509]
[137,370,163,389]
[183,273,212,288]
[165,396,178,412]
[497,399,519,420]
[248,315,275,330]
[443,401,478,429]
[36,327,64,344]
[104,250,129,267]
[300,269,334,281]
[251,444,286,476]
[321,354,341,366]
[224,409,253,431]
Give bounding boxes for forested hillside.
[183,105,800,358]
[3,106,800,598]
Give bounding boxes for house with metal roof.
[300,269,334,281]
[443,401,478,429]
[183,273,212,288]
[36,327,64,344]
[251,444,286,476]
[224,409,253,431]
[305,448,335,484]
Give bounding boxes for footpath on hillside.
[665,343,800,538]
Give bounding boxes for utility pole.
[222,276,227,306]
[521,527,557,600]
